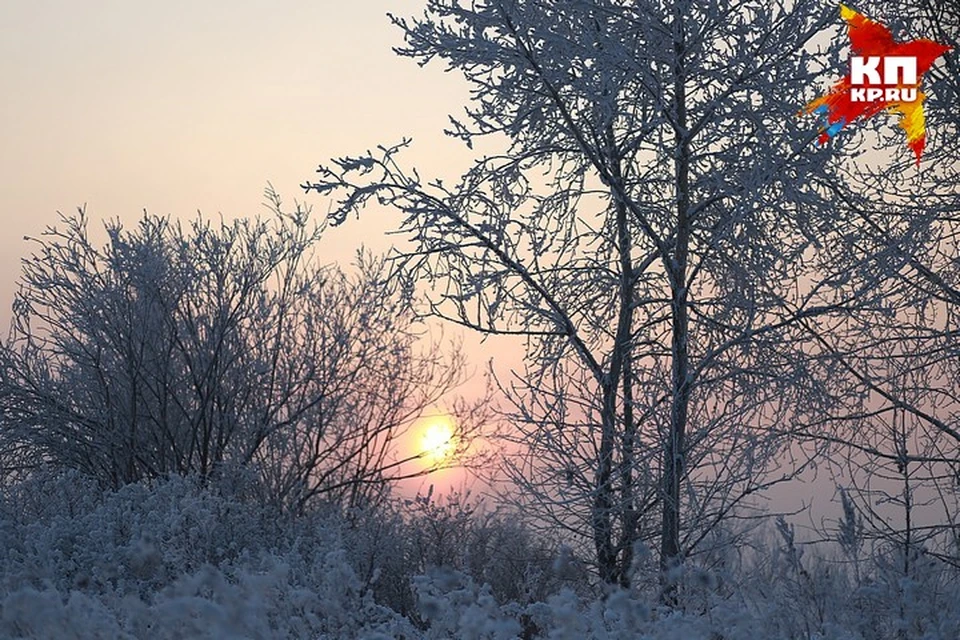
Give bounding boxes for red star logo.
[802,4,951,164]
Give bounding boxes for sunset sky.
[0,1,859,513]
[0,1,478,307]
[0,0,521,494]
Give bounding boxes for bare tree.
[302,0,887,596]
[781,0,960,578]
[0,192,478,512]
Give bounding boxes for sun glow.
[419,416,457,466]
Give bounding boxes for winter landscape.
[0,1,958,638]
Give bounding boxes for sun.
[419,416,457,466]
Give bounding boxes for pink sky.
[0,1,479,308]
[0,0,525,497]
[1,1,920,530]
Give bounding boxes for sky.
[0,0,932,525]
[0,0,516,497]
[0,0,478,309]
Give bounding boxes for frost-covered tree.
[787,0,960,572]
[0,193,473,512]
[303,0,914,595]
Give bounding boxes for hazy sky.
[0,1,519,496]
[0,0,478,311]
[0,1,916,519]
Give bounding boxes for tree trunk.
[660,1,691,604]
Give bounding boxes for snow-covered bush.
[344,486,582,624]
[0,472,416,639]
[2,470,959,639]
[0,205,470,514]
